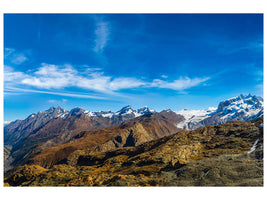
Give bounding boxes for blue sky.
[4,14,263,121]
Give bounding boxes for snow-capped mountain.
[176,94,263,130]
[114,105,154,118]
[4,94,263,148]
[216,94,263,122]
[61,105,154,119]
[4,105,154,146]
[4,106,68,145]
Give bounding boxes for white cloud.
[14,64,147,93]
[150,76,210,90]
[4,65,29,82]
[77,76,110,92]
[5,64,146,93]
[4,64,210,96]
[21,63,76,89]
[109,78,146,90]
[93,20,110,53]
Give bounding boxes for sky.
[3,14,263,122]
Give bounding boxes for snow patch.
[248,138,260,154]
[83,110,97,117]
[175,107,216,130]
[101,113,114,118]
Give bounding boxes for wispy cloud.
[93,19,110,53]
[4,48,29,65]
[150,77,210,90]
[4,64,145,95]
[5,86,107,100]
[21,64,76,89]
[4,64,210,97]
[218,40,263,55]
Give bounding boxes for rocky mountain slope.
[4,105,156,170]
[4,117,263,186]
[24,111,183,168]
[176,94,263,130]
[4,109,183,170]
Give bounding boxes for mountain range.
[4,94,264,186]
[4,105,155,148]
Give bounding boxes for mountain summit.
[176,94,263,130]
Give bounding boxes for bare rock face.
[93,123,152,152]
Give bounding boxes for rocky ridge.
[26,111,183,168]
[4,105,156,170]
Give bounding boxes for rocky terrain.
[4,117,263,186]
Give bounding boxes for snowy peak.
[64,105,154,119]
[114,105,154,118]
[28,106,68,120]
[176,94,263,130]
[68,107,85,117]
[217,94,263,113]
[137,106,152,115]
[116,105,134,115]
[216,94,263,122]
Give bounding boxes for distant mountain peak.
[116,105,133,115]
[120,105,132,110]
[47,106,56,112]
[217,94,263,113]
[137,106,150,113]
[176,94,263,130]
[68,107,85,117]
